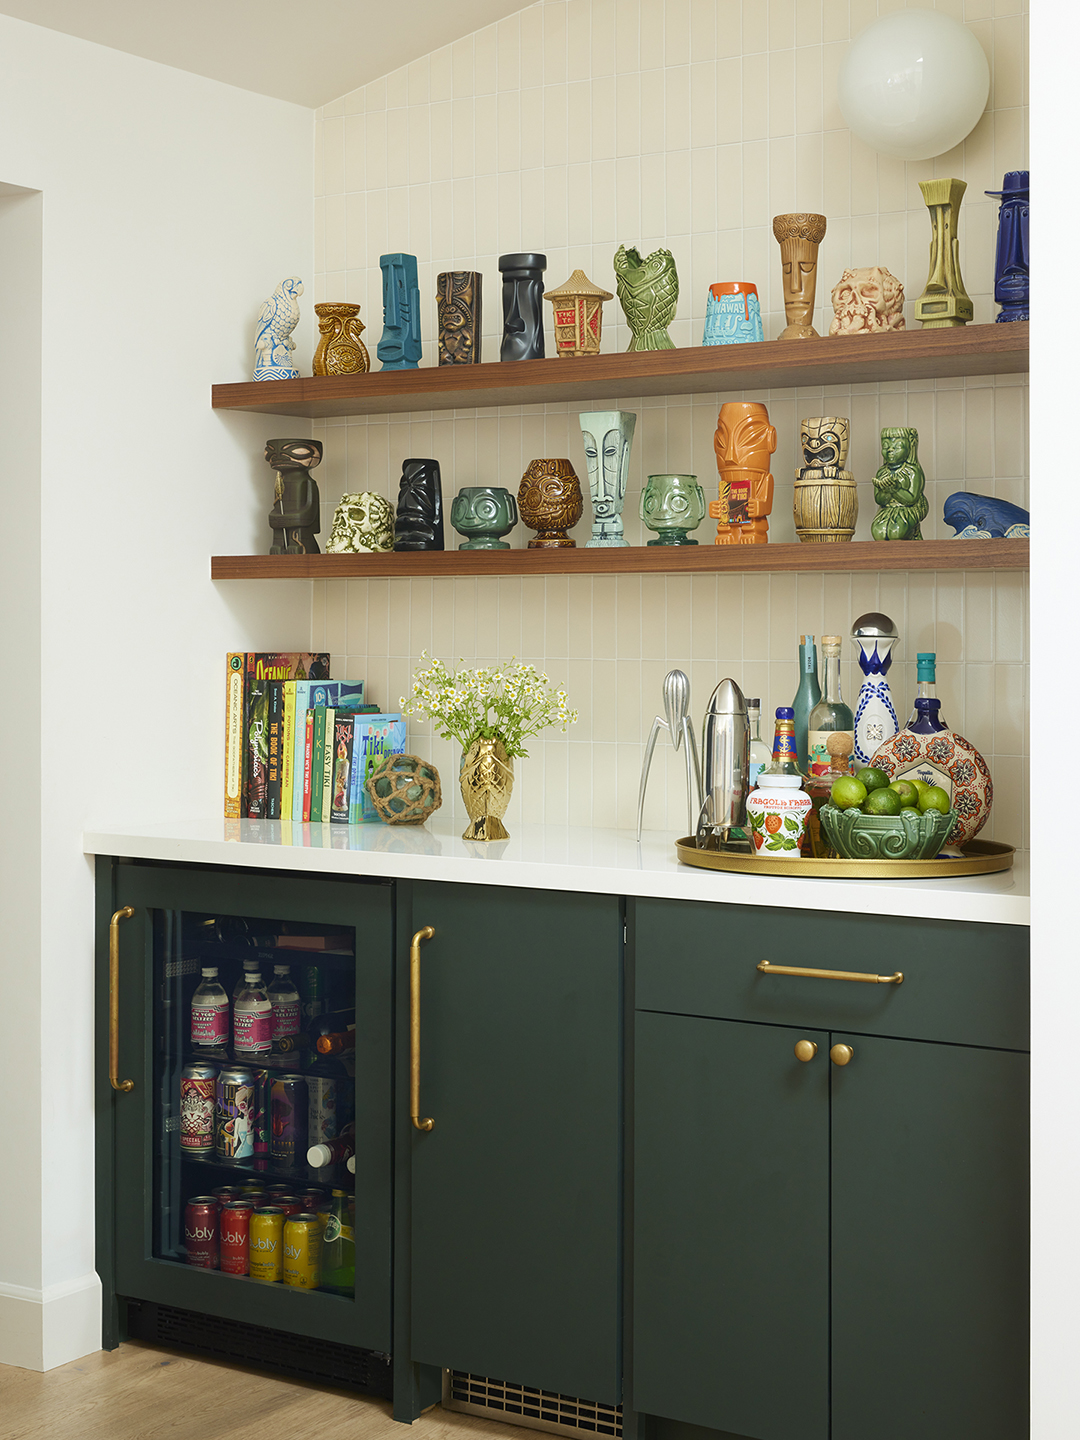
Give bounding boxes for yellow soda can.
[249,1206,284,1283]
[283,1213,322,1289]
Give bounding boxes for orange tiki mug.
[710,401,777,545]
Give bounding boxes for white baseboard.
[0,1272,101,1371]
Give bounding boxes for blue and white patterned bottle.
[850,613,899,767]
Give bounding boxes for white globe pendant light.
[837,8,990,161]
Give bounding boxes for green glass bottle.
[321,1188,355,1296]
[791,635,821,772]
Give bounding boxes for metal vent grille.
[443,1370,622,1439]
[124,1299,392,1398]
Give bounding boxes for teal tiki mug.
[640,474,706,545]
[450,486,519,549]
[578,410,637,547]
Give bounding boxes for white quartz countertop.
[84,816,1029,928]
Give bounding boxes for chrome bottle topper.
[697,678,750,847]
[636,670,703,841]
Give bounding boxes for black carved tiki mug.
[266,438,323,554]
[393,459,445,550]
[499,253,547,361]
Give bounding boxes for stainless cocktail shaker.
[697,678,751,848]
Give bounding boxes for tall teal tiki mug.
[578,411,637,547]
[872,428,928,541]
[703,283,763,345]
[640,474,706,546]
[450,487,519,549]
[614,246,679,351]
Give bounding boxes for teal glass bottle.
[791,635,821,772]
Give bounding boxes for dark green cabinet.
[406,881,623,1403]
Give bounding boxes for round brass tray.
[675,837,1015,879]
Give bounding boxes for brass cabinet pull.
[410,926,435,1132]
[757,960,904,986]
[794,1040,818,1062]
[830,1044,855,1066]
[109,907,135,1093]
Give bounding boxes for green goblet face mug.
[640,473,706,545]
[450,486,519,549]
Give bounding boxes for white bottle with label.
[190,966,229,1050]
[233,971,272,1056]
[267,964,300,1041]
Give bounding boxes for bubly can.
[215,1066,256,1162]
[283,1213,322,1289]
[273,1194,304,1217]
[211,1185,242,1205]
[184,1196,219,1268]
[253,1069,272,1157]
[271,1075,308,1167]
[249,1207,284,1282]
[219,1200,253,1275]
[180,1062,217,1155]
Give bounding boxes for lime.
[889,779,920,807]
[830,776,867,810]
[856,767,890,793]
[900,805,920,815]
[911,779,932,800]
[918,785,951,815]
[865,787,902,816]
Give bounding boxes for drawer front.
[632,897,1029,1051]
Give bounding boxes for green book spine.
[310,707,327,822]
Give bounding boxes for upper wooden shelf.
[211,539,1028,581]
[211,323,1028,420]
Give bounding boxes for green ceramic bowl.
[819,803,956,861]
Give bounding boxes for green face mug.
[640,474,706,545]
[450,486,519,549]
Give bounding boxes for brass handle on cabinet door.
[410,926,435,1132]
[794,1040,818,1062]
[109,907,135,1093]
[830,1044,855,1066]
[757,960,903,986]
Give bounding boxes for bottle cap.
[307,1144,333,1167]
[202,967,218,977]
[745,697,760,709]
[800,634,815,646]
[757,772,804,789]
[775,706,794,719]
[347,1155,356,1174]
[917,652,936,682]
[273,964,290,974]
[821,635,842,652]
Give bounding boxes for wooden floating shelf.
[212,539,1028,581]
[211,323,1028,420]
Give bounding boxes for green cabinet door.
[408,881,622,1403]
[830,1033,1029,1440]
[633,1011,830,1440]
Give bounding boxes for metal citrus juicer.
[636,670,703,841]
[696,678,752,851]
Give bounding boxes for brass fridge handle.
[410,926,435,1131]
[109,907,136,1092]
[757,960,904,986]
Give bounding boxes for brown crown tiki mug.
[518,459,584,548]
[709,402,776,546]
[772,213,827,339]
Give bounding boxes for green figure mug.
[450,486,519,549]
[640,474,706,545]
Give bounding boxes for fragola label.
[192,1000,229,1045]
[234,1008,271,1053]
[271,1000,300,1039]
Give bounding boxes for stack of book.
[224,652,405,823]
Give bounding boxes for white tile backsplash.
[310,0,1028,847]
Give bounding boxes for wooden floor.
[0,1341,529,1440]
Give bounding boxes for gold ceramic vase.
[459,735,514,841]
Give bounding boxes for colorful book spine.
[348,715,407,822]
[266,682,284,819]
[320,708,336,822]
[310,707,327,822]
[302,710,315,822]
[280,682,296,822]
[243,653,330,820]
[224,653,246,819]
[330,716,355,823]
[246,676,272,819]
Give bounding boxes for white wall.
[0,16,314,1369]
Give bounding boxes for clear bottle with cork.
[807,635,855,776]
[745,699,772,790]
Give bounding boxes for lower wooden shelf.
[211,538,1028,579]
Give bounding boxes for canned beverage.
[300,964,325,1025]
[253,1069,272,1157]
[271,1075,309,1166]
[300,1189,325,1212]
[273,1194,304,1217]
[215,1066,256,1162]
[249,1207,284,1282]
[307,1077,339,1150]
[283,1213,322,1289]
[184,1196,219,1268]
[180,1063,217,1155]
[239,1182,265,1196]
[219,1200,253,1274]
[211,1186,242,1205]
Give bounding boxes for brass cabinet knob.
[830,1043,854,1066]
[794,1040,818,1063]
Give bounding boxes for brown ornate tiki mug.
[709,403,776,545]
[437,271,482,364]
[518,459,584,548]
[312,303,370,375]
[793,416,858,543]
[460,736,514,841]
[772,213,827,339]
[543,270,613,357]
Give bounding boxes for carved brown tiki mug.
[518,459,584,548]
[772,213,827,338]
[312,303,370,375]
[437,271,483,364]
[266,438,323,554]
[709,403,776,545]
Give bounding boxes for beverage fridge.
[95,860,395,1396]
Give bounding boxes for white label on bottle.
[271,999,300,1039]
[234,1008,272,1053]
[191,999,229,1045]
